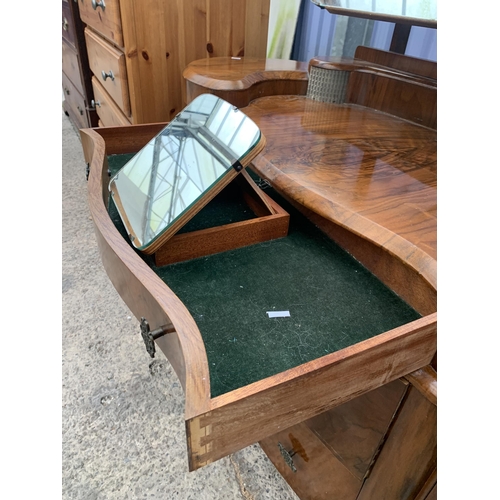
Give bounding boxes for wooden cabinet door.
[357,385,437,499]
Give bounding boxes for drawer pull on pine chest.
[101,70,115,82]
[91,0,105,11]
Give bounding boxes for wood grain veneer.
[82,126,211,420]
[259,422,362,499]
[355,46,437,80]
[184,57,309,107]
[309,55,436,88]
[83,122,437,472]
[243,96,437,309]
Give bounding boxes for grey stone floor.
[61,111,299,500]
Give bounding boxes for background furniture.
[82,45,437,499]
[62,0,98,129]
[74,0,270,127]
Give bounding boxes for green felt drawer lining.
[107,154,421,398]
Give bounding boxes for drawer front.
[85,28,130,116]
[91,76,131,127]
[62,0,76,46]
[259,422,361,500]
[62,72,88,129]
[78,0,123,47]
[62,39,84,96]
[305,378,408,480]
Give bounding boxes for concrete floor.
[61,111,300,500]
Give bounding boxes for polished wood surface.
[355,46,437,80]
[243,96,437,301]
[309,55,436,88]
[304,379,407,480]
[184,57,309,107]
[81,126,212,421]
[259,423,362,500]
[346,70,436,129]
[83,123,437,473]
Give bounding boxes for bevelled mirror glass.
[109,94,263,253]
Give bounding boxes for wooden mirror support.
[153,169,289,266]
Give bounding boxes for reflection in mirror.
[310,0,437,27]
[109,94,261,251]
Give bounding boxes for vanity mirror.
[109,94,269,255]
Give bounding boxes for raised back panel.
[347,47,437,129]
[354,46,437,80]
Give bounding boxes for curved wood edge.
[309,56,437,88]
[251,155,437,296]
[354,46,437,80]
[183,57,309,92]
[185,80,309,109]
[404,365,437,406]
[186,313,437,470]
[81,126,212,419]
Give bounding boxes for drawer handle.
[62,18,69,31]
[91,99,101,108]
[278,442,297,473]
[101,69,115,82]
[91,0,106,11]
[139,317,175,358]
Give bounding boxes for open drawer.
[81,117,436,472]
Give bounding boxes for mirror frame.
[108,95,267,255]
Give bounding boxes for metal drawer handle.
[91,0,106,11]
[101,70,115,82]
[62,18,69,31]
[91,100,101,108]
[278,442,297,473]
[140,318,175,358]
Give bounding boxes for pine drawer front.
[62,73,88,129]
[259,422,362,500]
[62,39,84,96]
[85,28,131,116]
[78,0,123,47]
[91,76,131,127]
[62,0,76,47]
